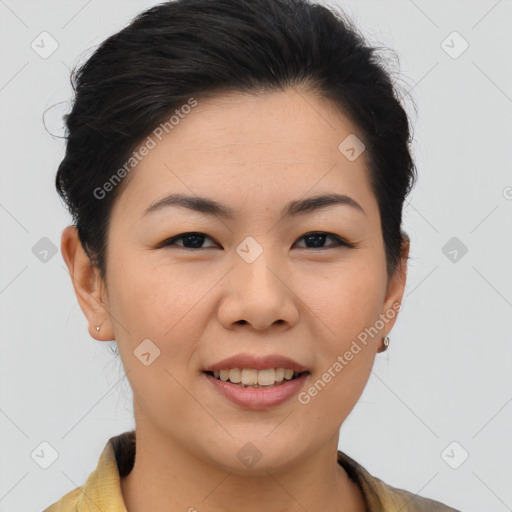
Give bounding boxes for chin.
[202,434,303,475]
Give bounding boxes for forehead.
[110,88,378,224]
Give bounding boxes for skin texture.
[61,88,409,512]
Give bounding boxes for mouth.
[203,369,310,410]
[203,368,309,389]
[202,353,310,408]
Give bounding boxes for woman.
[44,0,461,510]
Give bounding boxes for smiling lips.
[203,353,310,406]
[203,353,309,373]
[211,367,303,387]
[203,353,309,388]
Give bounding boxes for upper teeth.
[214,368,299,386]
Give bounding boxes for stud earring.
[382,336,390,351]
[96,325,100,332]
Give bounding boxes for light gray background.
[1,1,511,511]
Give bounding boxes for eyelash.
[158,231,354,251]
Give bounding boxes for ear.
[60,225,114,341]
[377,233,410,352]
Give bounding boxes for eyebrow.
[143,192,366,219]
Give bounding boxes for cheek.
[299,259,385,341]
[302,259,384,404]
[108,259,201,414]
[106,250,212,369]
[106,247,180,330]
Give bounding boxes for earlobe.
[60,225,114,341]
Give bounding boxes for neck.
[120,423,366,512]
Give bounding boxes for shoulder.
[337,450,462,512]
[42,486,82,511]
[41,431,133,512]
[372,475,462,511]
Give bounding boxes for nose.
[217,245,300,332]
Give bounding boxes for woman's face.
[66,88,408,472]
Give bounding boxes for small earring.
[382,336,390,351]
[96,325,100,332]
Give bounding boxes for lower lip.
[204,372,309,410]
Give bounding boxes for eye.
[293,232,353,250]
[159,232,218,250]
[158,231,353,250]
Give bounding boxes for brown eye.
[294,232,353,250]
[159,232,218,250]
